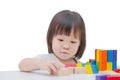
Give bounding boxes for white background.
[0,0,120,71]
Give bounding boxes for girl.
[19,10,86,74]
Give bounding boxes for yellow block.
[84,64,93,74]
[107,62,112,71]
[76,63,82,67]
[96,50,100,62]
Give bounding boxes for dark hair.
[47,10,86,59]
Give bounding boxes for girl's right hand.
[39,60,63,74]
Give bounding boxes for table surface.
[0,70,119,80]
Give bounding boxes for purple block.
[96,75,108,80]
[113,50,117,61]
[112,61,117,70]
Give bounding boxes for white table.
[0,70,119,80]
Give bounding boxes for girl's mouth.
[61,52,68,54]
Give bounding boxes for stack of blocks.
[54,49,118,76]
[95,49,117,71]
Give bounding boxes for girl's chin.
[58,56,71,60]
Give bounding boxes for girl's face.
[52,32,80,61]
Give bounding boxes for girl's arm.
[18,58,61,74]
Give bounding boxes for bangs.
[54,24,81,39]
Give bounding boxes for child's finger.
[47,63,58,73]
[51,62,61,70]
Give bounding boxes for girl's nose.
[63,44,69,50]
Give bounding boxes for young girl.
[19,10,86,74]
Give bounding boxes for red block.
[114,68,120,73]
[65,63,76,67]
[106,76,120,80]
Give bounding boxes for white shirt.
[35,53,81,65]
[35,53,64,66]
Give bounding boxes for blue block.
[107,50,113,61]
[107,50,117,62]
[91,64,98,74]
[91,60,96,65]
[96,75,108,80]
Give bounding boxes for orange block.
[99,62,107,71]
[99,50,107,62]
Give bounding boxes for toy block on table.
[107,62,112,71]
[84,63,93,74]
[65,63,76,67]
[54,67,71,76]
[99,62,107,71]
[106,75,120,80]
[114,68,120,73]
[96,75,109,80]
[91,64,98,73]
[76,63,82,67]
[98,50,107,71]
[74,67,87,74]
[107,50,117,62]
[95,49,100,62]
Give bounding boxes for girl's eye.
[71,41,76,43]
[58,39,63,41]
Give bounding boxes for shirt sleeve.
[34,54,64,66]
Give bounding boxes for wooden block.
[84,64,93,74]
[96,75,109,80]
[91,64,98,73]
[107,62,112,71]
[99,50,107,62]
[67,67,74,74]
[65,63,76,67]
[114,68,120,73]
[99,62,107,71]
[106,75,120,80]
[74,67,87,74]
[54,68,71,76]
[76,63,82,67]
[95,49,100,62]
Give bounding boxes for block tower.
[95,49,117,71]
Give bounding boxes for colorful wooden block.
[107,62,112,71]
[76,63,82,67]
[65,63,76,67]
[91,64,98,73]
[112,62,117,70]
[99,62,107,71]
[114,68,120,73]
[99,50,107,62]
[95,49,100,62]
[96,75,109,80]
[107,50,113,62]
[54,68,71,76]
[84,64,93,74]
[106,75,120,80]
[74,67,87,74]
